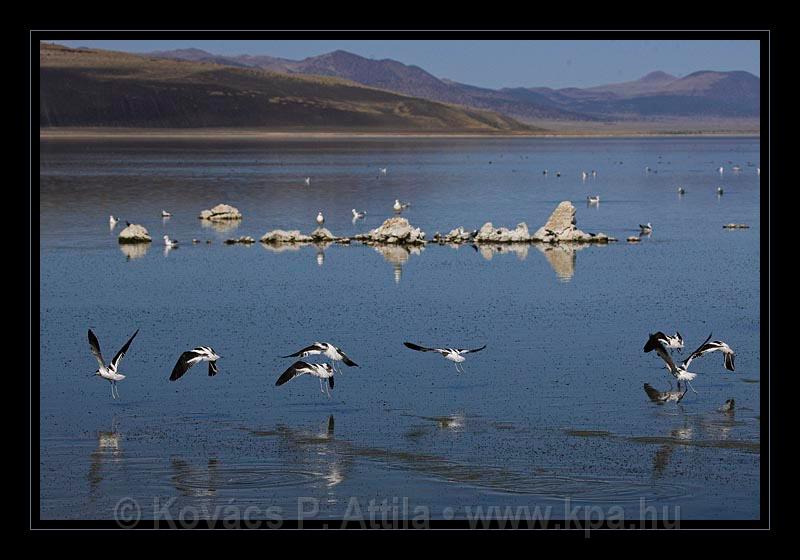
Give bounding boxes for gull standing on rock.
[393,199,410,212]
[316,212,325,227]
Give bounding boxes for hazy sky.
[52,39,760,89]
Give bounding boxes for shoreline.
[39,128,761,141]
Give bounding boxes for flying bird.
[281,342,358,373]
[648,331,684,353]
[352,209,366,220]
[639,222,653,234]
[403,342,486,374]
[275,361,335,398]
[87,328,139,399]
[643,333,701,393]
[304,177,311,186]
[379,167,388,175]
[170,347,221,381]
[682,337,736,372]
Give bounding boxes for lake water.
[38,136,761,524]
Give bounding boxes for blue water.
[39,136,761,523]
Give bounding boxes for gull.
[161,210,172,218]
[682,336,736,372]
[403,342,486,374]
[757,167,760,176]
[581,171,588,181]
[556,172,561,177]
[109,215,119,228]
[379,167,388,175]
[275,361,335,398]
[281,342,358,373]
[163,235,179,247]
[648,331,685,353]
[717,186,724,195]
[543,169,548,175]
[587,195,600,205]
[87,328,139,399]
[677,186,686,194]
[169,346,221,381]
[352,209,366,221]
[718,166,724,175]
[643,333,702,394]
[316,212,325,226]
[393,199,410,212]
[591,170,597,178]
[304,177,311,186]
[639,222,653,234]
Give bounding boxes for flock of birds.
[95,161,750,403]
[86,329,488,400]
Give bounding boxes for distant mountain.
[40,43,534,133]
[145,47,760,123]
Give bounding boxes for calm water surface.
[39,137,761,521]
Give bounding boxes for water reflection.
[171,457,222,499]
[201,220,240,234]
[87,416,122,497]
[373,244,424,284]
[535,243,589,282]
[477,243,529,262]
[119,242,150,260]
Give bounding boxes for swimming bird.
[757,167,760,176]
[163,235,179,247]
[352,209,366,220]
[639,222,653,234]
[543,169,548,176]
[682,337,736,372]
[379,167,388,175]
[393,199,410,212]
[170,346,221,381]
[275,361,335,398]
[581,171,588,181]
[677,186,686,194]
[403,342,486,374]
[587,195,600,204]
[718,166,724,175]
[87,328,139,399]
[304,177,311,186]
[109,215,119,228]
[717,186,724,195]
[591,170,597,178]
[643,333,701,393]
[281,342,358,373]
[556,172,561,177]
[161,210,172,218]
[648,331,685,353]
[719,398,735,413]
[316,212,325,226]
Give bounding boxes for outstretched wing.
[643,383,665,402]
[724,352,736,372]
[281,343,325,359]
[643,332,668,353]
[328,376,335,390]
[458,345,486,354]
[208,361,219,377]
[110,329,139,372]
[170,350,205,381]
[645,336,678,374]
[275,361,314,386]
[681,333,714,369]
[88,329,105,368]
[336,347,359,367]
[404,342,438,353]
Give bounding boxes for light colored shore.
[39,128,761,140]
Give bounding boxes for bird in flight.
[87,328,140,399]
[403,342,486,374]
[170,347,221,381]
[682,336,736,372]
[648,331,684,353]
[281,342,358,373]
[275,361,335,398]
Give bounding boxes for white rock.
[198,203,242,221]
[118,223,152,244]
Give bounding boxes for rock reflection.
[534,243,589,282]
[201,219,240,234]
[119,242,150,260]
[477,243,529,262]
[373,244,424,284]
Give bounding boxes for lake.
[38,136,761,524]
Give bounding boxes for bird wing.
[170,350,205,381]
[281,343,325,358]
[458,345,487,354]
[208,361,219,377]
[110,329,139,372]
[724,352,736,372]
[404,342,441,353]
[275,361,314,386]
[681,333,714,369]
[643,383,665,402]
[88,329,105,368]
[648,338,678,374]
[328,376,335,390]
[643,332,669,352]
[336,347,359,367]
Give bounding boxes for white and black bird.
[304,177,311,186]
[87,329,139,399]
[281,342,358,373]
[275,361,335,398]
[581,171,588,181]
[161,210,172,218]
[316,212,325,226]
[648,331,685,353]
[643,333,700,393]
[170,347,221,381]
[643,383,687,404]
[352,209,366,220]
[677,186,686,195]
[717,186,724,195]
[718,166,724,175]
[163,235,179,247]
[682,336,736,372]
[379,167,388,175]
[109,215,119,228]
[639,222,653,234]
[587,195,600,204]
[393,199,410,212]
[403,342,486,374]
